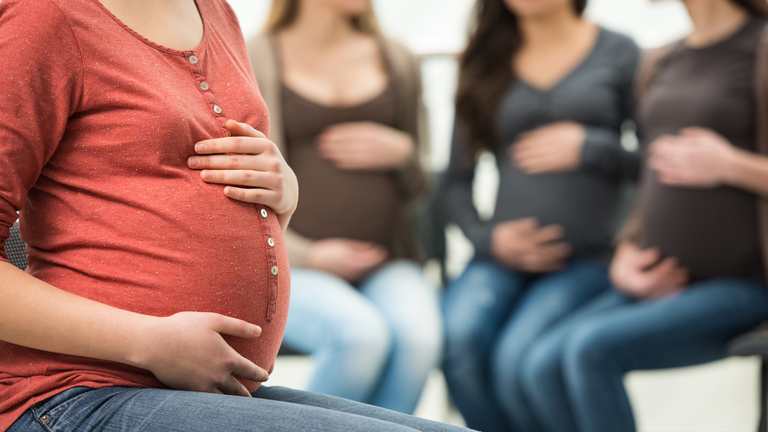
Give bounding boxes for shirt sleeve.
[0,0,83,261]
[443,121,495,258]
[579,38,642,182]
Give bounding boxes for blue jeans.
[521,277,768,432]
[441,258,611,432]
[282,259,443,414]
[7,385,471,432]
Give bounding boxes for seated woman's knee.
[333,308,393,363]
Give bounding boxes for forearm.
[723,148,768,198]
[0,261,157,369]
[444,176,494,256]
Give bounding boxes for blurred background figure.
[518,1,768,432]
[247,0,442,414]
[440,0,639,430]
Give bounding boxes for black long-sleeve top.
[445,28,641,261]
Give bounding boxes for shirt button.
[189,55,198,64]
[260,209,268,218]
[271,265,279,275]
[200,82,209,91]
[213,105,222,114]
[268,237,275,247]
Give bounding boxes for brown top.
[247,34,429,267]
[283,81,401,249]
[637,18,766,280]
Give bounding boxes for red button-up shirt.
[0,0,290,429]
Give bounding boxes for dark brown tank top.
[282,81,401,250]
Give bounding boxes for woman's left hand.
[648,127,737,188]
[188,120,299,231]
[317,121,415,171]
[510,121,586,174]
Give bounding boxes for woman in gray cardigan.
[247,0,440,414]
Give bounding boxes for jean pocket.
[31,387,97,431]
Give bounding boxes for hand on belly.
[306,237,388,283]
[610,241,689,300]
[491,218,572,273]
[648,127,736,189]
[187,119,299,230]
[136,311,269,397]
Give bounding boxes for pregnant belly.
[23,178,291,382]
[290,155,400,246]
[495,170,623,256]
[641,180,763,280]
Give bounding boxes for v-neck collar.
[517,27,605,94]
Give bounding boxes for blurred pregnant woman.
[521,0,768,431]
[248,0,441,414]
[441,0,639,430]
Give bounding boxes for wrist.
[392,132,415,169]
[304,242,326,270]
[720,146,748,187]
[123,314,164,370]
[276,210,294,233]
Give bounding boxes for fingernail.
[201,171,208,180]
[188,157,199,168]
[196,143,207,152]
[252,325,261,336]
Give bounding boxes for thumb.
[226,119,267,139]
[214,315,262,339]
[634,247,661,270]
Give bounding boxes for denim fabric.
[7,385,471,432]
[282,259,443,414]
[441,259,610,432]
[522,278,768,432]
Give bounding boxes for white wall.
[228,0,693,52]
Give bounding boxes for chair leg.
[760,358,767,432]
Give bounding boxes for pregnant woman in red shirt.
[0,1,467,431]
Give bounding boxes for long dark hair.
[732,0,768,16]
[455,0,585,157]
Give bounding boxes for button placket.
[258,206,279,322]
[186,51,228,134]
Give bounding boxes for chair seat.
[728,329,768,358]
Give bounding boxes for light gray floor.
[269,355,761,432]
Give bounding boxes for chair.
[4,221,28,270]
[412,172,448,284]
[729,329,768,432]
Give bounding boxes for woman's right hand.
[610,241,689,299]
[306,238,388,282]
[491,218,572,272]
[510,121,586,174]
[136,312,269,397]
